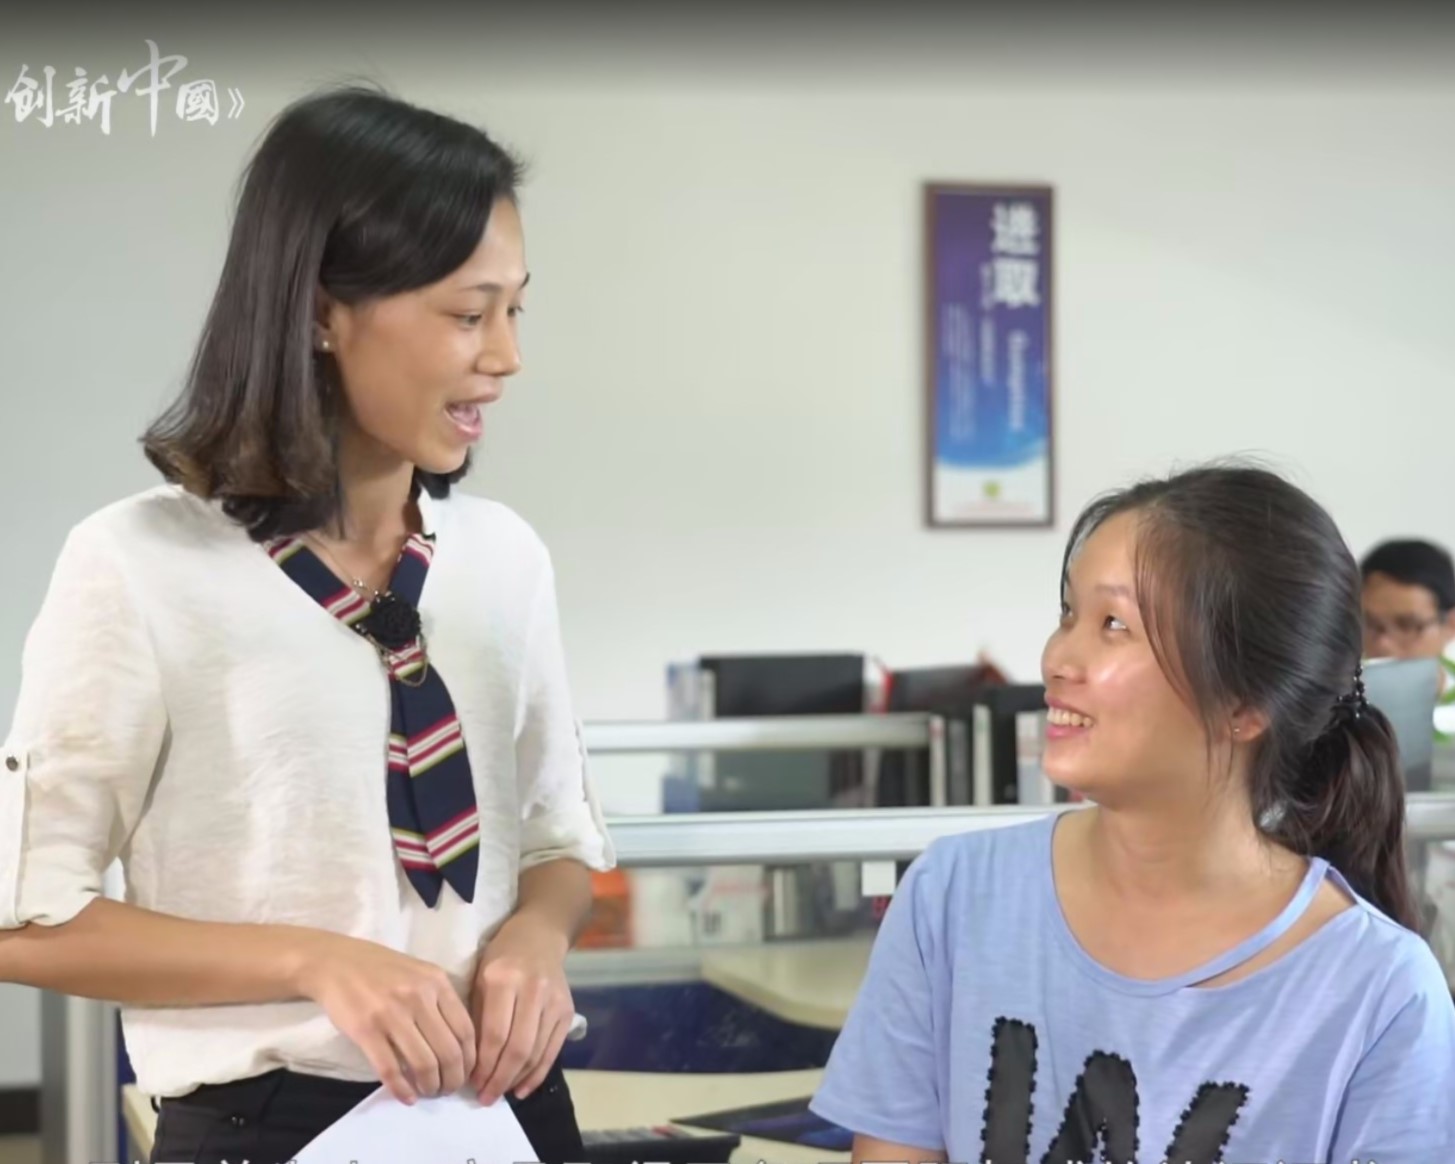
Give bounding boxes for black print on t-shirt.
[981,1017,1250,1164]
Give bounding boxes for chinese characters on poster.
[926,183,1054,527]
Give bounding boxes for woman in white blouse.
[0,84,614,1164]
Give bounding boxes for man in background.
[1361,538,1455,673]
[1361,537,1455,742]
[1363,538,1455,983]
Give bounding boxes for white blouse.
[0,483,615,1098]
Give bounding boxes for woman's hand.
[467,911,575,1105]
[293,932,477,1105]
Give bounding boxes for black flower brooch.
[356,592,422,651]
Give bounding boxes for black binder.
[879,663,1006,806]
[972,683,1052,805]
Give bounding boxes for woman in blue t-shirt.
[813,464,1455,1164]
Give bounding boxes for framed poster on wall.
[925,182,1054,528]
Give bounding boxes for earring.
[320,339,332,352]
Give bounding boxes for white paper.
[860,858,898,898]
[291,1085,540,1164]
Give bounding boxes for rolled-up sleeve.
[513,555,615,874]
[1,520,167,929]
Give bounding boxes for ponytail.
[1277,705,1422,932]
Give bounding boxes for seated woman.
[811,464,1455,1164]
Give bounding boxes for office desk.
[569,1069,837,1163]
[698,937,872,1031]
[123,1069,842,1164]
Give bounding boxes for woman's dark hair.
[141,82,525,541]
[1063,463,1421,931]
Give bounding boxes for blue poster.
[927,185,1053,526]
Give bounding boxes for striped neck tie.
[266,531,480,907]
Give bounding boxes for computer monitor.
[1363,656,1441,792]
[693,654,868,810]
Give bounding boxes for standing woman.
[0,85,614,1164]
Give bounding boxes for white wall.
[2,7,1452,1089]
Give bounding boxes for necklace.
[304,533,430,688]
[304,533,384,599]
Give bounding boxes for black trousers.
[149,1062,584,1164]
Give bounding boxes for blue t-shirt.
[811,813,1455,1164]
